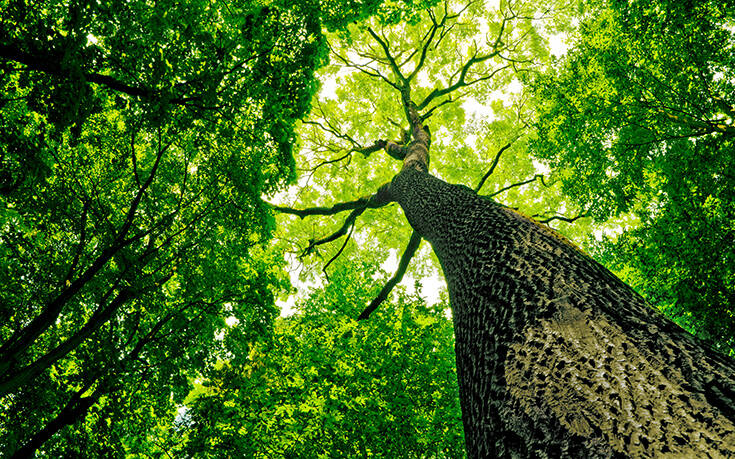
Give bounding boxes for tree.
[275,1,735,456]
[529,0,735,353]
[0,0,431,454]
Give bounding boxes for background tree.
[530,0,735,353]
[0,0,435,454]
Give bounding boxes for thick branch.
[275,183,394,259]
[0,288,137,397]
[385,140,408,160]
[475,142,512,192]
[418,62,508,110]
[302,206,365,257]
[273,186,390,219]
[9,380,102,459]
[367,28,407,85]
[357,231,422,320]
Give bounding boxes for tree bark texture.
[391,167,735,458]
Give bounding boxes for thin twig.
[534,213,588,224]
[486,174,547,198]
[323,220,355,281]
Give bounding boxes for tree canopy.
[0,0,433,454]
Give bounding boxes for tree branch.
[485,174,547,198]
[322,219,355,282]
[418,62,508,110]
[0,134,171,369]
[533,212,588,225]
[475,142,512,192]
[301,206,366,257]
[358,231,422,320]
[273,183,394,260]
[406,7,449,82]
[272,185,390,219]
[367,28,407,85]
[420,94,465,122]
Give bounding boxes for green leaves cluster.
[175,260,464,458]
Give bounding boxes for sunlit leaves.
[280,0,588,288]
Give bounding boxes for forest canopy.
[1,0,733,456]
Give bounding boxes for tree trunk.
[391,167,735,457]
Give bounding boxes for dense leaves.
[3,0,734,455]
[530,0,735,353]
[177,261,464,458]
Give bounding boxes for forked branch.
[301,205,366,258]
[273,182,394,261]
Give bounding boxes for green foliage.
[529,0,735,353]
[0,0,375,454]
[5,0,733,454]
[175,260,465,458]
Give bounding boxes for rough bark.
[390,167,735,457]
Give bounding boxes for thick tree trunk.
[391,167,735,457]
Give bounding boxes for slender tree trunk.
[391,167,735,457]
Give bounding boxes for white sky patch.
[593,226,623,240]
[532,158,551,175]
[379,247,446,305]
[506,78,522,94]
[86,33,98,45]
[380,248,399,273]
[548,33,570,58]
[465,132,478,150]
[320,74,339,100]
[276,252,322,317]
[416,269,446,305]
[462,97,495,119]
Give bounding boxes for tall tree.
[276,1,735,455]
